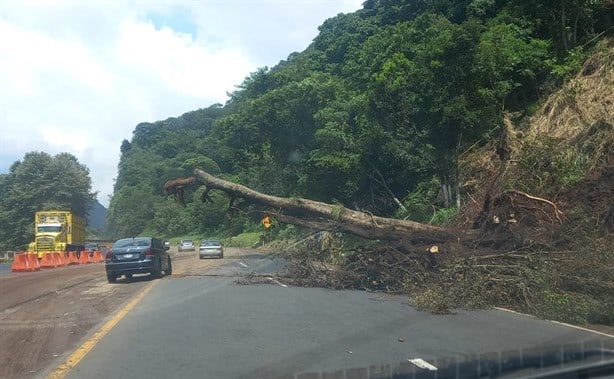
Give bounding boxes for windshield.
[37,225,62,233]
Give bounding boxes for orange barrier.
[26,254,41,271]
[53,252,67,267]
[51,252,60,266]
[78,251,92,264]
[67,251,80,265]
[10,253,28,272]
[91,250,105,263]
[40,252,59,268]
[11,253,39,272]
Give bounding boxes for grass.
[223,232,261,248]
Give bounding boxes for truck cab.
[30,222,67,252]
[27,211,85,258]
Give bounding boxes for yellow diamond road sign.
[262,216,272,229]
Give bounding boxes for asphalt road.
[51,254,613,379]
[0,248,228,379]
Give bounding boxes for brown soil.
[275,158,613,321]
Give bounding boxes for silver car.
[178,239,195,252]
[199,240,223,259]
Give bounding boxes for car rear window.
[113,238,151,248]
[202,240,221,246]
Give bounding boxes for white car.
[178,239,195,252]
[199,240,223,259]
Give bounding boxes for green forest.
[0,152,97,249]
[102,0,610,240]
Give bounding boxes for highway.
[36,251,613,379]
[0,248,226,379]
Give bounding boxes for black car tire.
[166,257,172,275]
[125,273,133,281]
[151,258,162,279]
[107,273,117,283]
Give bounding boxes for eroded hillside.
[278,39,613,325]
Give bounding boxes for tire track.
[0,274,101,316]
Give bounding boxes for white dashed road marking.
[408,358,438,371]
[266,277,288,288]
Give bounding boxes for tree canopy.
[0,152,96,250]
[106,0,611,239]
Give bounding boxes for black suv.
[105,237,172,283]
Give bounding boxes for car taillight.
[144,248,154,256]
[105,252,114,261]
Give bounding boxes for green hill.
[107,0,612,240]
[104,0,613,325]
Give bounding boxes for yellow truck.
[27,211,86,258]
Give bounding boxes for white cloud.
[0,0,363,208]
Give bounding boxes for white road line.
[408,358,438,371]
[266,277,288,288]
[238,261,248,267]
[494,307,614,338]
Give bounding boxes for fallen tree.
[164,169,467,243]
[161,167,614,323]
[164,167,571,250]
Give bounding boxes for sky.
[0,0,364,207]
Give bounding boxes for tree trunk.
[561,1,569,52]
[371,166,407,213]
[185,169,464,243]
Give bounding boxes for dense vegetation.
[107,0,612,239]
[0,152,96,250]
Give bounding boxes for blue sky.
[0,0,363,207]
[147,8,198,36]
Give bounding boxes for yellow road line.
[47,281,158,379]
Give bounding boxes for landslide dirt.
[0,248,244,379]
